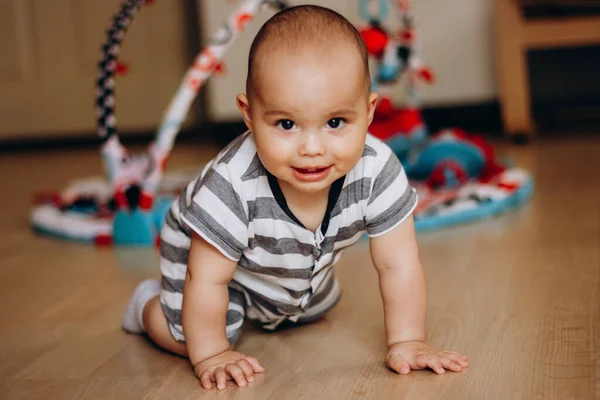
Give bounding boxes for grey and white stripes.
[159,131,417,343]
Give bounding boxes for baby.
[122,5,468,390]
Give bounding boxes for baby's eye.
[276,119,296,131]
[327,118,346,129]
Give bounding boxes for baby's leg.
[142,295,187,357]
[123,279,246,357]
[121,279,187,356]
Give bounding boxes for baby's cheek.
[257,141,289,169]
[335,136,363,164]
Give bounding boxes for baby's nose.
[299,132,325,156]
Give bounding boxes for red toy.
[358,0,434,144]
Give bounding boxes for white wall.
[199,0,497,122]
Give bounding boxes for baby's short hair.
[246,5,370,96]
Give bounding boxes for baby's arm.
[369,215,468,375]
[183,232,263,389]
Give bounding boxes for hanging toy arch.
[30,0,289,246]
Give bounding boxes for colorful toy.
[358,0,434,160]
[31,0,533,245]
[358,0,533,232]
[30,0,289,246]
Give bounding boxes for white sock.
[122,279,161,334]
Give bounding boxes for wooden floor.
[0,136,599,399]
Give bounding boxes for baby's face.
[238,46,377,197]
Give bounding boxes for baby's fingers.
[215,367,228,390]
[439,356,464,373]
[237,359,256,382]
[418,355,445,375]
[443,351,469,367]
[386,352,411,375]
[199,370,214,390]
[245,356,265,373]
[225,363,248,388]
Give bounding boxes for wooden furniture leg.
[495,0,535,140]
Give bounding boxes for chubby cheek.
[331,132,365,171]
[255,135,294,174]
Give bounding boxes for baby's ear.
[236,93,253,131]
[367,92,379,125]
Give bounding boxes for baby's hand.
[193,350,264,390]
[385,341,468,375]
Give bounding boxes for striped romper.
[159,131,418,344]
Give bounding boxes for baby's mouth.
[291,165,332,182]
[293,166,328,174]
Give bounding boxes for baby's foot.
[122,279,160,334]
